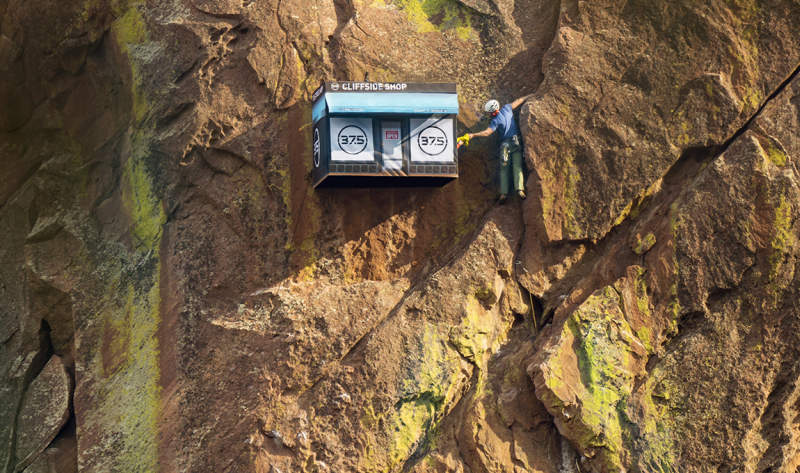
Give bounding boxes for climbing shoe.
[518,190,526,200]
[498,194,508,204]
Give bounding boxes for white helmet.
[483,99,500,114]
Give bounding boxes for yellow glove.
[457,133,470,147]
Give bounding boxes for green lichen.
[634,271,650,316]
[100,280,162,473]
[403,328,460,400]
[613,199,636,227]
[725,0,760,17]
[633,232,657,255]
[764,141,788,167]
[540,139,582,238]
[771,197,794,259]
[742,86,762,111]
[362,297,509,472]
[107,133,164,473]
[473,287,495,304]
[91,129,165,472]
[449,294,508,365]
[389,392,443,468]
[767,195,796,301]
[103,3,164,470]
[122,152,166,247]
[110,2,149,123]
[393,0,475,40]
[634,369,679,473]
[636,327,653,353]
[614,179,661,230]
[540,271,678,471]
[725,0,762,113]
[667,203,684,327]
[627,267,655,354]
[676,120,691,147]
[565,287,632,469]
[361,327,463,472]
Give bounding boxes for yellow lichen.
[110,2,149,123]
[360,326,463,472]
[449,294,508,365]
[767,195,796,302]
[565,286,631,468]
[636,326,653,353]
[122,153,166,247]
[636,369,679,472]
[764,141,788,167]
[393,0,475,40]
[101,3,164,470]
[101,280,162,473]
[633,232,657,255]
[613,200,636,227]
[540,136,582,238]
[540,270,677,470]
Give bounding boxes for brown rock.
[530,73,800,473]
[22,428,78,473]
[1,0,800,472]
[0,80,32,132]
[519,1,800,244]
[14,356,71,472]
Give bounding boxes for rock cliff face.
[1,0,800,472]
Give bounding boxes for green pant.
[499,145,524,195]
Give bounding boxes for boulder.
[15,356,71,472]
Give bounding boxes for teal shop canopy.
[312,82,459,123]
[313,92,459,122]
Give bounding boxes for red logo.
[385,130,400,140]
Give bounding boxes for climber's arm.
[468,127,495,140]
[511,94,533,110]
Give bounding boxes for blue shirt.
[489,104,520,142]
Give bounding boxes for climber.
[457,95,531,203]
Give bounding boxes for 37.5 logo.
[337,125,368,154]
[418,126,448,156]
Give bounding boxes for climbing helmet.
[483,99,500,114]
